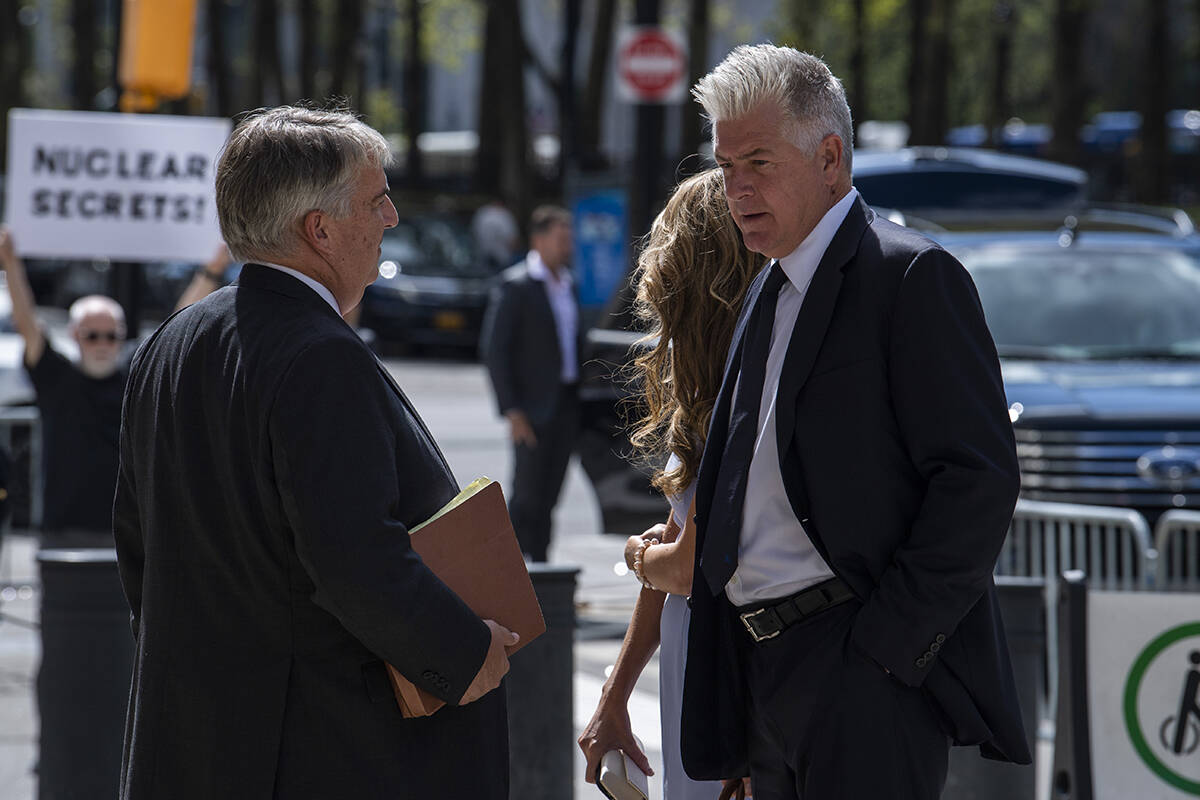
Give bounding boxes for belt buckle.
[739,607,781,642]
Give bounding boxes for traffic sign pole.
[623,7,686,246]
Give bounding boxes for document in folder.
[387,477,546,717]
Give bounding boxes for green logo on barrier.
[1124,622,1200,795]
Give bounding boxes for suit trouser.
[508,385,578,562]
[734,597,949,799]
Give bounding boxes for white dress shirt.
[526,249,578,382]
[725,188,860,607]
[258,261,342,317]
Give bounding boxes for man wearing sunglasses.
[0,226,128,548]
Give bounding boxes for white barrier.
[1053,573,1200,799]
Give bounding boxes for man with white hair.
[681,45,1030,797]
[0,227,128,545]
[113,106,515,799]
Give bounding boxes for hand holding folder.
[387,478,546,717]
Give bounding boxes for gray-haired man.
[681,45,1030,798]
[113,106,515,799]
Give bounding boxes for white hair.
[68,295,126,329]
[216,105,394,263]
[693,44,854,171]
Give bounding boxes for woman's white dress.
[658,455,723,799]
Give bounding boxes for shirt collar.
[526,249,572,287]
[257,261,342,316]
[776,187,860,291]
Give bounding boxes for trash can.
[507,564,580,800]
[942,577,1044,799]
[36,548,133,800]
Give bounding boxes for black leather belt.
[736,577,856,643]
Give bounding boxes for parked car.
[853,147,1088,214]
[359,215,497,355]
[578,203,1200,535]
[936,222,1200,526]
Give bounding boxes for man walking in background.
[114,106,515,799]
[481,205,580,562]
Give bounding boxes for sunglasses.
[80,331,121,343]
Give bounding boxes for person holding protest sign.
[0,226,128,547]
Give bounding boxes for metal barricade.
[995,499,1155,743]
[0,406,42,532]
[998,499,1155,590]
[1152,508,1200,590]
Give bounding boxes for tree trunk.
[986,2,1015,148]
[1048,0,1089,165]
[906,0,930,144]
[298,0,318,100]
[678,0,709,172]
[925,0,953,145]
[206,0,232,116]
[849,0,867,133]
[404,0,427,182]
[578,0,616,169]
[558,0,581,186]
[330,0,366,107]
[72,0,98,109]
[0,0,28,172]
[252,0,285,107]
[476,0,529,218]
[1138,0,1170,203]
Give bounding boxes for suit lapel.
[773,199,872,459]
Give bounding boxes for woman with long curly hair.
[579,168,761,799]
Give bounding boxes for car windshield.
[962,246,1200,359]
[378,217,486,278]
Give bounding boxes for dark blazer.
[479,259,582,426]
[682,199,1030,779]
[113,265,508,799]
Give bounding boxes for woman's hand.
[625,523,669,571]
[578,693,653,783]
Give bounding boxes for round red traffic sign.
[618,28,685,102]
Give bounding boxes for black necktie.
[700,262,788,595]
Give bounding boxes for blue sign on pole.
[572,188,629,309]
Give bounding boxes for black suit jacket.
[479,260,582,426]
[113,265,508,799]
[682,199,1030,779]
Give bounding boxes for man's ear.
[819,134,844,182]
[300,209,332,254]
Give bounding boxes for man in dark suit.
[113,106,516,799]
[480,206,580,562]
[680,46,1030,798]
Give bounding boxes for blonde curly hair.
[629,169,762,497]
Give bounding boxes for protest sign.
[3,109,231,262]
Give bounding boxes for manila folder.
[386,478,546,717]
